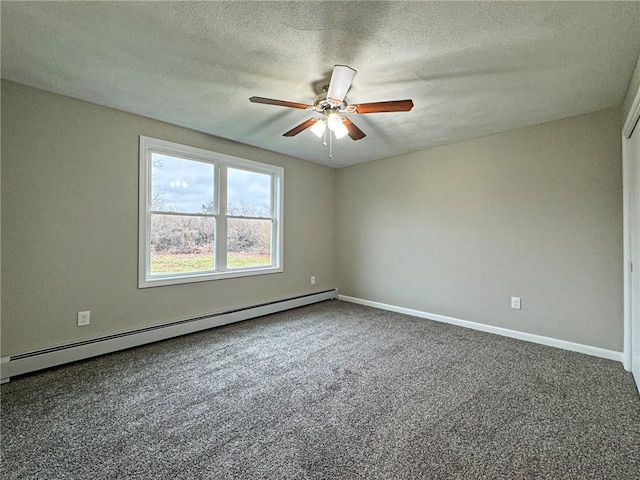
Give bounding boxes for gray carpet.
[1,300,639,479]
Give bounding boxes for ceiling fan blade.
[283,118,319,137]
[326,65,357,106]
[342,117,366,140]
[249,96,310,110]
[353,100,414,114]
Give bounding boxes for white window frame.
[139,136,283,288]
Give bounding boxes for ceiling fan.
[249,65,414,143]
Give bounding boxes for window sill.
[138,266,283,288]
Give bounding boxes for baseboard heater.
[1,289,338,383]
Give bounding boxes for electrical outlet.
[77,311,91,326]
[511,297,521,310]
[311,276,316,285]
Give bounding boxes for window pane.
[150,214,215,274]
[152,153,214,214]
[227,168,271,217]
[227,218,271,268]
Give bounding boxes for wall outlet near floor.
[310,276,316,285]
[77,311,91,326]
[511,297,521,310]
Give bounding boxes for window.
[139,136,283,287]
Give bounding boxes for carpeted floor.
[1,300,639,479]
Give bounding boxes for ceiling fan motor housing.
[312,89,349,113]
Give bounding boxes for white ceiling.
[2,2,640,168]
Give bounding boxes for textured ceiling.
[2,1,640,167]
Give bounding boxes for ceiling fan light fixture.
[333,120,349,139]
[310,119,326,138]
[326,112,342,131]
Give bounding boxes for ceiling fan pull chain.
[329,129,333,160]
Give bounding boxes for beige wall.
[337,108,623,351]
[1,80,626,357]
[1,81,337,356]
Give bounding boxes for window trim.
[138,135,283,288]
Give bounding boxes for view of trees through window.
[149,155,272,274]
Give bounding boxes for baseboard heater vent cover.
[1,289,338,382]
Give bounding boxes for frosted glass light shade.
[326,112,341,131]
[333,121,349,139]
[310,119,326,138]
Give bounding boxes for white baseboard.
[1,289,338,382]
[339,295,624,363]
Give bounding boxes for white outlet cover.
[77,311,91,326]
[511,297,521,310]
